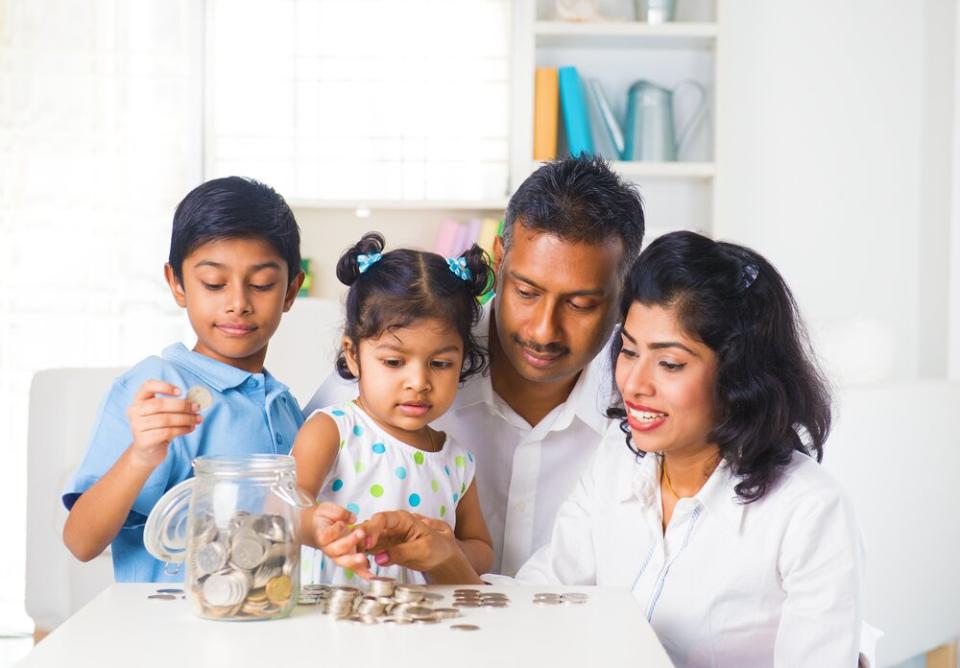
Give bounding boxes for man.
[306,155,644,576]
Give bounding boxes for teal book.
[558,66,594,158]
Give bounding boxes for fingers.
[136,412,202,431]
[313,503,355,526]
[133,380,182,402]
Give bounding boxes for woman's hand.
[359,510,482,583]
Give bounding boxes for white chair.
[824,381,960,667]
[25,367,122,635]
[24,298,343,634]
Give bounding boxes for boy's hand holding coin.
[125,380,202,470]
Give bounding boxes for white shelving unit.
[510,0,721,238]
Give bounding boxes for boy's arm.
[62,380,201,562]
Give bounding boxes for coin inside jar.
[265,575,293,604]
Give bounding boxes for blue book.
[558,66,594,158]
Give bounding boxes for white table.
[18,584,675,667]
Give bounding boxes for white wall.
[716,0,957,382]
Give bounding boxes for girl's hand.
[360,510,458,572]
[126,380,201,470]
[312,503,374,578]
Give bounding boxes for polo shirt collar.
[162,342,286,394]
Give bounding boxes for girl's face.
[615,302,718,457]
[343,318,464,441]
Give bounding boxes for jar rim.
[192,454,295,476]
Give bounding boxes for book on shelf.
[533,67,559,161]
[558,66,594,158]
[584,78,621,161]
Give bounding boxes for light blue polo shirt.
[62,342,305,582]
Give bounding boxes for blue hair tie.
[357,252,382,274]
[447,256,472,282]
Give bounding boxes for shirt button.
[249,377,259,387]
[275,433,283,445]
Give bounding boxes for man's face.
[493,225,624,385]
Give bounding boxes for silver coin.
[230,531,267,570]
[186,385,213,411]
[561,597,587,605]
[147,594,177,600]
[453,600,481,608]
[195,541,228,575]
[156,588,184,594]
[432,607,461,619]
[480,600,508,608]
[533,598,562,605]
[560,592,588,601]
[454,588,480,595]
[450,624,480,631]
[421,591,444,602]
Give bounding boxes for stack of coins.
[297,577,483,626]
[532,592,590,606]
[452,588,512,609]
[188,510,298,620]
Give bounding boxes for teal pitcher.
[593,79,706,162]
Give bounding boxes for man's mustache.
[512,334,570,357]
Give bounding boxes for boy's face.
[165,237,303,373]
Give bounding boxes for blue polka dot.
[353,424,363,437]
[444,465,451,476]
[395,466,408,480]
[346,502,359,515]
[408,494,421,507]
[332,409,345,416]
[372,442,386,454]
[331,479,344,492]
[453,493,459,503]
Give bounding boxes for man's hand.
[312,502,373,578]
[126,381,201,470]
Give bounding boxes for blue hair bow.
[447,256,472,282]
[357,252,382,274]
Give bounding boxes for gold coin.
[265,575,293,604]
[186,385,213,411]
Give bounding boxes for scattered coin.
[147,594,177,600]
[156,588,184,595]
[186,385,213,411]
[450,624,481,631]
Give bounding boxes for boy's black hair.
[607,231,832,503]
[503,155,645,275]
[168,176,301,284]
[336,232,492,383]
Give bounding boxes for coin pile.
[532,592,589,606]
[297,578,477,626]
[452,588,511,608]
[188,510,298,620]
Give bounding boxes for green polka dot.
[339,440,345,449]
[344,569,354,580]
[414,451,425,465]
[355,461,364,474]
[370,484,384,498]
[431,479,439,493]
[460,482,466,494]
[455,455,465,468]
[439,505,446,518]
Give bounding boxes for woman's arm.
[774,490,864,667]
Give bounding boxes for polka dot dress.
[301,402,476,585]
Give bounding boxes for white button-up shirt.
[304,301,615,576]
[510,433,864,668]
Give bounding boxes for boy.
[62,176,305,582]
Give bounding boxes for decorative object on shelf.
[635,0,675,24]
[555,0,604,22]
[534,67,559,161]
[558,66,594,158]
[593,79,706,161]
[298,258,312,297]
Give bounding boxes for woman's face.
[615,302,718,457]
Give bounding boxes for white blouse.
[511,432,864,668]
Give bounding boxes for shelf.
[610,161,715,179]
[534,21,718,49]
[288,198,508,212]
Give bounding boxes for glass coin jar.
[144,454,312,621]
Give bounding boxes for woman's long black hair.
[335,232,492,383]
[607,231,832,503]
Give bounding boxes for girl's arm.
[452,481,494,575]
[291,413,372,576]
